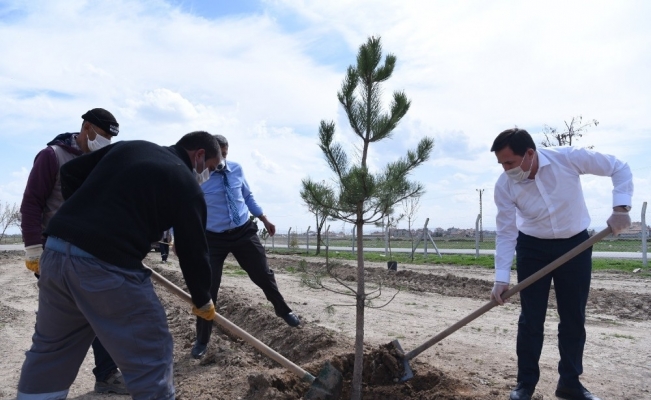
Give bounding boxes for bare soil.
[0,249,649,399]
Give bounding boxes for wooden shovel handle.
[404,227,612,361]
[145,265,316,383]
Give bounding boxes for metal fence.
[262,202,650,266]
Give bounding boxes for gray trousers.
[17,237,174,400]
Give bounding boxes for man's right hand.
[192,300,216,321]
[24,244,43,274]
[491,281,509,305]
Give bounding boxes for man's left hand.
[259,215,276,236]
[491,282,509,306]
[607,211,631,236]
[192,300,216,321]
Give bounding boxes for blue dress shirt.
[201,160,263,233]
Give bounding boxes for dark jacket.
[20,133,83,247]
[45,140,211,306]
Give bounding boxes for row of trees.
[303,111,599,257]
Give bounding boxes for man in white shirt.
[490,128,632,400]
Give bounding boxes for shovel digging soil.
[146,265,343,400]
[390,226,613,382]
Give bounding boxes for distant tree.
[300,36,434,400]
[300,182,335,255]
[384,207,404,259]
[259,227,269,246]
[0,201,20,242]
[540,115,598,149]
[402,197,421,261]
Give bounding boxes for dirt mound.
[294,259,651,321]
[149,261,499,399]
[328,343,494,399]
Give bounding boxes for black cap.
[81,108,119,136]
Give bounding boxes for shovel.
[146,265,343,400]
[392,226,612,382]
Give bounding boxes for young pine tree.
[301,36,434,400]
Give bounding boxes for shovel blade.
[304,361,343,400]
[391,339,414,382]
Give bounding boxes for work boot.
[191,341,208,359]
[94,369,128,395]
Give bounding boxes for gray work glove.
[607,211,631,236]
[491,281,509,305]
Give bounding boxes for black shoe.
[191,341,207,359]
[94,369,128,395]
[510,382,535,400]
[555,384,601,400]
[281,312,300,327]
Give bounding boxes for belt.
[518,229,588,242]
[209,221,250,236]
[45,236,96,258]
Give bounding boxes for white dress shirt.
[493,146,633,283]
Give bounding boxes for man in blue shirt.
[191,134,299,359]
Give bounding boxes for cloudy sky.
[1,0,649,235]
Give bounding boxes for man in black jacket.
[17,131,221,400]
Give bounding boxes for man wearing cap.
[17,131,221,399]
[19,108,126,394]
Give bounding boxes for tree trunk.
[350,221,365,400]
[315,230,322,255]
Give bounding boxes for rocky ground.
[0,249,649,399]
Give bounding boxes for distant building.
[620,221,650,238]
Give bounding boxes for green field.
[267,236,650,275]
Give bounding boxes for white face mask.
[88,127,111,152]
[193,154,211,185]
[506,152,534,182]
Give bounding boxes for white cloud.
[1,0,649,235]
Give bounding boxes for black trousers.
[515,230,592,388]
[159,239,169,261]
[196,220,292,344]
[91,338,119,381]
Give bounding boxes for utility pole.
[476,189,484,242]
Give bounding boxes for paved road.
[0,244,645,260]
[262,244,646,260]
[0,244,23,251]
